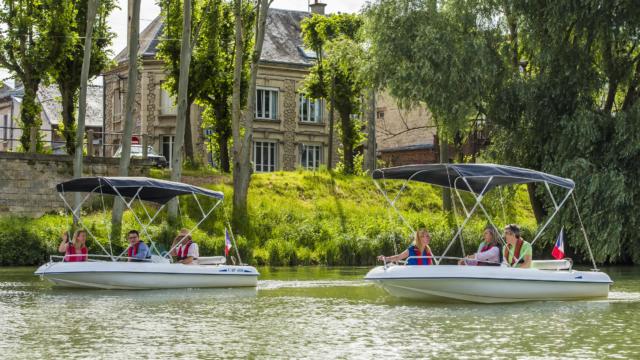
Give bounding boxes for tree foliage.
[53,0,115,155]
[0,0,75,151]
[301,13,365,174]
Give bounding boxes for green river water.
[1,266,639,359]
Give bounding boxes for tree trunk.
[168,0,193,224]
[111,0,141,243]
[603,80,618,114]
[214,105,230,172]
[327,77,335,170]
[622,60,640,111]
[73,0,98,214]
[339,110,354,174]
[60,85,76,155]
[527,183,546,224]
[231,0,270,234]
[439,130,452,211]
[184,101,195,164]
[364,87,376,172]
[20,81,41,152]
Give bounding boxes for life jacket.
[177,241,194,261]
[128,241,147,258]
[504,238,524,266]
[476,242,501,266]
[64,245,87,262]
[407,245,433,265]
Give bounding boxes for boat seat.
[197,256,227,265]
[531,259,572,270]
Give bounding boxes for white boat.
[365,163,613,303]
[35,260,258,290]
[35,176,259,289]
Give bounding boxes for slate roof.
[113,8,314,67]
[6,84,103,127]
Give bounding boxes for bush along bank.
[1,170,540,267]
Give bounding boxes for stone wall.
[0,152,151,217]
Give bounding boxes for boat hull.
[34,261,259,290]
[365,265,612,303]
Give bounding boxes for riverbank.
[1,169,537,266]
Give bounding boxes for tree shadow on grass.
[328,172,347,234]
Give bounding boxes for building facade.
[103,6,337,172]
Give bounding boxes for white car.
[113,145,168,168]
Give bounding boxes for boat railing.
[48,254,154,263]
[383,256,502,269]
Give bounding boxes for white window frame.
[162,135,175,168]
[2,114,7,141]
[160,86,177,115]
[255,88,279,120]
[113,90,123,116]
[299,94,322,123]
[253,140,277,172]
[300,143,322,170]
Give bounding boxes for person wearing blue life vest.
[377,228,434,265]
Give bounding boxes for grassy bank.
[1,170,537,266]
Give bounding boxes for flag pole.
[225,222,243,265]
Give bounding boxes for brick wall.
[0,152,151,217]
[379,148,439,167]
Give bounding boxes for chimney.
[309,0,326,15]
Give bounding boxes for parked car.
[113,145,168,168]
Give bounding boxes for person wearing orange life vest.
[58,229,88,262]
[126,230,151,262]
[458,226,501,266]
[502,224,532,268]
[171,228,199,264]
[377,228,434,265]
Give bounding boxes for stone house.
[0,83,103,154]
[103,3,336,172]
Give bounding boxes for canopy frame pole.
[373,177,415,234]
[66,187,96,222]
[97,179,114,257]
[571,193,598,271]
[136,199,167,258]
[446,165,465,257]
[458,177,506,246]
[164,197,223,259]
[108,184,161,257]
[437,176,494,264]
[192,192,207,218]
[544,181,560,211]
[58,190,114,260]
[510,185,573,266]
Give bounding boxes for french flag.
[552,227,565,260]
[225,229,233,257]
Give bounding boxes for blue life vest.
[407,246,432,265]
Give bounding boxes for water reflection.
[0,266,639,359]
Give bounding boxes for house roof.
[7,84,103,127]
[113,8,314,68]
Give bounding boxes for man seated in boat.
[377,228,433,265]
[502,224,532,268]
[126,230,151,262]
[58,229,88,262]
[458,226,501,266]
[171,228,199,265]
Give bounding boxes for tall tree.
[167,0,194,223]
[0,0,75,151]
[301,13,365,174]
[365,0,502,207]
[55,0,115,155]
[111,0,141,242]
[231,0,271,232]
[73,0,99,212]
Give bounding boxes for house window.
[253,141,277,172]
[113,91,123,116]
[376,111,384,119]
[160,87,177,115]
[301,143,322,170]
[2,115,7,140]
[162,135,175,167]
[255,88,278,120]
[299,94,322,123]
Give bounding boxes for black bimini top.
[56,177,224,204]
[372,163,575,194]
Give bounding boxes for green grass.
[0,169,537,266]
